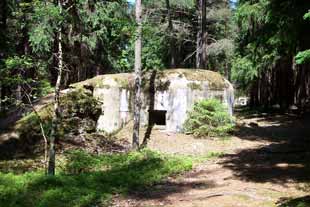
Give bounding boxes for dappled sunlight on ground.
[115,111,310,207]
[1,109,309,207]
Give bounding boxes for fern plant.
[184,99,234,137]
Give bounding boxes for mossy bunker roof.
[71,69,229,90]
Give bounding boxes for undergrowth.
[0,149,193,207]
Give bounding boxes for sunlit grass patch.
[0,149,193,207]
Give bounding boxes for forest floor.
[1,104,310,207]
[114,110,310,207]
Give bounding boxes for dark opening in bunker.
[149,110,166,125]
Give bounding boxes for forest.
[0,0,310,206]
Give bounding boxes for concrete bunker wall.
[92,69,234,133]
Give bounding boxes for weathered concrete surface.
[73,69,234,133]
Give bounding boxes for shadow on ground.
[0,133,129,173]
[129,179,216,201]
[222,111,310,184]
[276,196,310,207]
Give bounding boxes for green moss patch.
[162,69,227,89]
[188,82,203,91]
[70,75,105,88]
[71,69,227,92]
[70,73,134,90]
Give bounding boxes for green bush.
[184,99,234,137]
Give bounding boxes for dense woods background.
[0,0,309,116]
[0,1,310,205]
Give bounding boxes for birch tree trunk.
[132,0,142,150]
[48,0,63,175]
[196,0,202,69]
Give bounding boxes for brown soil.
[114,112,310,207]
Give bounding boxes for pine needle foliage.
[184,99,234,137]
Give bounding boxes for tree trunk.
[15,85,22,103]
[132,0,142,150]
[0,0,7,27]
[196,0,207,69]
[224,61,230,80]
[0,85,2,113]
[0,0,7,53]
[201,0,207,69]
[165,0,176,68]
[196,0,202,69]
[0,0,6,113]
[48,0,63,175]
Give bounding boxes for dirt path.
[115,113,310,207]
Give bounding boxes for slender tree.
[132,0,142,149]
[23,87,48,171]
[201,0,207,68]
[0,0,7,113]
[48,0,63,175]
[165,0,176,68]
[196,0,201,68]
[196,0,207,69]
[0,0,7,51]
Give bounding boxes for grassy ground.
[0,149,194,207]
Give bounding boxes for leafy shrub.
[184,99,234,137]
